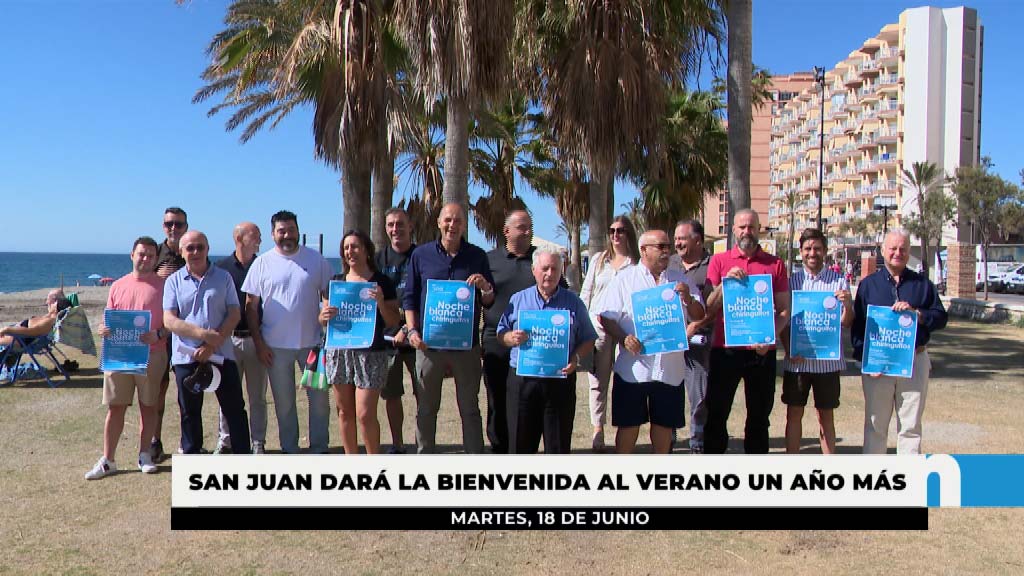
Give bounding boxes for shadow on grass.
[0,367,104,389]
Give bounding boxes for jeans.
[267,347,331,453]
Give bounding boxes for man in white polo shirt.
[779,228,853,454]
[242,211,334,454]
[595,230,706,454]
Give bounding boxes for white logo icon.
[133,315,147,328]
[754,280,769,294]
[359,288,374,300]
[823,296,838,310]
[551,314,566,326]
[661,288,676,301]
[455,287,471,300]
[898,315,913,328]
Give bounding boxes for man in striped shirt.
[779,228,853,454]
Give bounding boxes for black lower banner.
[172,507,927,530]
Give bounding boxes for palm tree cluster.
[193,0,732,271]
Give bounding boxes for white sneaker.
[138,452,158,474]
[85,457,116,480]
[252,442,265,455]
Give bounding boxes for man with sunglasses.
[595,230,705,454]
[704,209,791,454]
[163,231,251,455]
[150,206,188,461]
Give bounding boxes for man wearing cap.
[163,230,251,455]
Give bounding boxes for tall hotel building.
[767,6,983,264]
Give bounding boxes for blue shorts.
[611,374,685,429]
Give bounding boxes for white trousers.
[861,350,932,454]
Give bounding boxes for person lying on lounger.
[0,291,72,349]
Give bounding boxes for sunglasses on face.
[164,220,187,229]
[608,227,626,235]
[642,243,672,252]
[184,244,208,252]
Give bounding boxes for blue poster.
[101,309,150,374]
[516,309,571,378]
[790,290,842,360]
[423,279,475,350]
[862,304,918,377]
[325,281,378,349]
[630,284,688,356]
[722,273,776,347]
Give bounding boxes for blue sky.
[1,0,1019,255]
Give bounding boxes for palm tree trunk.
[342,162,372,236]
[727,0,753,247]
[443,94,471,218]
[371,149,395,251]
[918,190,929,279]
[568,222,583,291]
[606,178,615,222]
[589,163,613,259]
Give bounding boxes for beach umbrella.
[87,274,102,280]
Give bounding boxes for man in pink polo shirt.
[704,209,790,454]
[86,237,169,480]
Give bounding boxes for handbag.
[300,334,330,390]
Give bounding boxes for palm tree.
[395,102,446,244]
[900,161,948,279]
[194,0,391,234]
[519,112,590,289]
[393,0,515,218]
[622,88,728,233]
[727,0,752,246]
[468,97,533,244]
[530,0,724,261]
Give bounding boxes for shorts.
[611,374,685,429]
[102,347,168,406]
[781,370,841,409]
[325,348,391,390]
[382,349,416,400]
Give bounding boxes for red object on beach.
[99,277,114,286]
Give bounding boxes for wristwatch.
[481,286,494,296]
[400,326,410,336]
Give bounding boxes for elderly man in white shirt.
[595,230,706,454]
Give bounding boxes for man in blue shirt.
[402,203,496,453]
[498,247,597,454]
[163,231,251,455]
[852,229,947,454]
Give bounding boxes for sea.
[0,252,343,295]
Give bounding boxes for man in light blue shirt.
[163,230,250,455]
[498,247,597,454]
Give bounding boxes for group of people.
[82,200,948,479]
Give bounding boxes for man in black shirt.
[213,222,268,454]
[150,206,188,461]
[375,208,417,454]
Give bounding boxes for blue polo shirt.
[403,239,495,348]
[163,263,240,364]
[497,286,598,371]
[851,266,947,358]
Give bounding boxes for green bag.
[299,347,329,390]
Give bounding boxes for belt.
[233,329,251,338]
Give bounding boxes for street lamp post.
[813,66,827,231]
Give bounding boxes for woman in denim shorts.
[320,230,401,454]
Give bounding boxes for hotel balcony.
[860,85,880,102]
[877,46,899,67]
[844,72,863,87]
[877,152,897,169]
[859,60,880,77]
[879,99,899,118]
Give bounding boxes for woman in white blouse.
[579,215,640,452]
